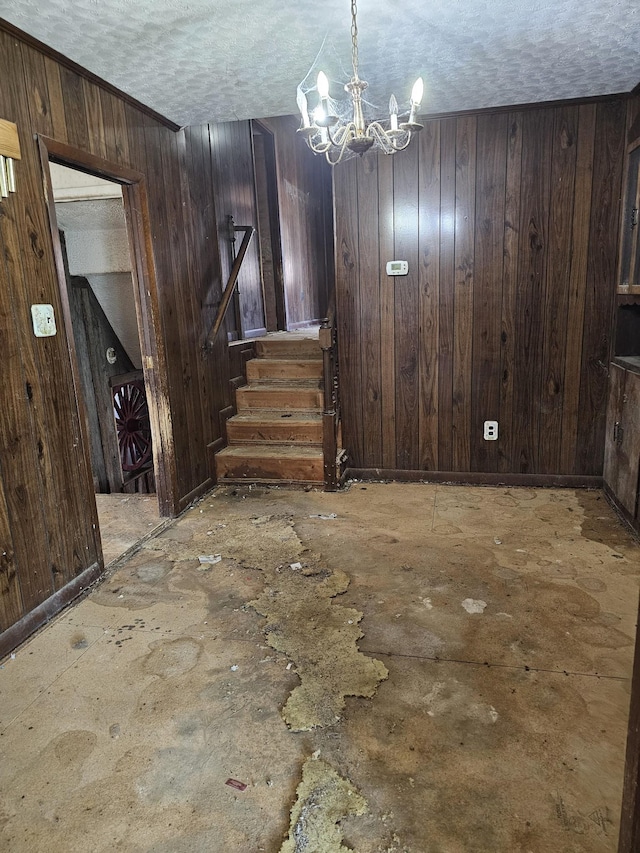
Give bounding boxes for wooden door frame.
[37,135,177,518]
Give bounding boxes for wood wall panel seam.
[499,111,523,474]
[559,104,596,474]
[537,106,579,474]
[576,99,626,476]
[452,115,476,472]
[471,112,507,473]
[393,142,421,469]
[418,121,441,471]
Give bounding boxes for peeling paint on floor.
[250,562,388,731]
[279,756,367,853]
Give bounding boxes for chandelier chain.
[350,0,359,79]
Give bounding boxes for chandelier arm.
[307,133,333,155]
[328,121,355,148]
[367,122,397,154]
[368,121,414,154]
[389,134,413,152]
[325,131,352,166]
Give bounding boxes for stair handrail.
[205,218,255,348]
[319,286,341,490]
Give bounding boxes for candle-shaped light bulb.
[317,71,330,99]
[389,94,398,131]
[313,105,325,125]
[297,86,310,128]
[408,77,424,124]
[411,77,424,106]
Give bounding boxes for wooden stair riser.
[247,358,322,381]
[215,452,323,483]
[227,418,322,444]
[236,387,323,411]
[255,339,321,359]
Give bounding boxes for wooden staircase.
[215,335,326,485]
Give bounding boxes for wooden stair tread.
[249,357,322,364]
[240,379,322,388]
[228,411,322,422]
[217,445,323,458]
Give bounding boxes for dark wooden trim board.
[619,592,640,853]
[0,18,180,131]
[345,468,603,489]
[603,481,640,538]
[419,92,629,124]
[42,133,144,182]
[0,560,103,661]
[177,478,215,512]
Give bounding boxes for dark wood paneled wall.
[261,115,333,327]
[209,120,266,338]
[0,25,230,646]
[334,98,626,476]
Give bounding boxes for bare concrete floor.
[95,493,164,566]
[1,484,639,852]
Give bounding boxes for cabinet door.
[604,363,627,497]
[620,371,640,519]
[606,364,640,518]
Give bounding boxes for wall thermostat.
[386,260,408,276]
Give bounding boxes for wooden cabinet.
[604,361,640,526]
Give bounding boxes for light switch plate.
[31,304,57,337]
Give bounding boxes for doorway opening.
[49,163,162,563]
[38,139,172,566]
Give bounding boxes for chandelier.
[296,0,424,165]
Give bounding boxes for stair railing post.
[319,315,338,490]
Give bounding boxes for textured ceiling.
[54,199,127,233]
[2,0,639,125]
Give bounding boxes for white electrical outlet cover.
[483,421,498,440]
[31,304,57,337]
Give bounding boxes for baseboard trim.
[345,468,603,489]
[0,560,103,662]
[178,478,215,511]
[603,482,640,538]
